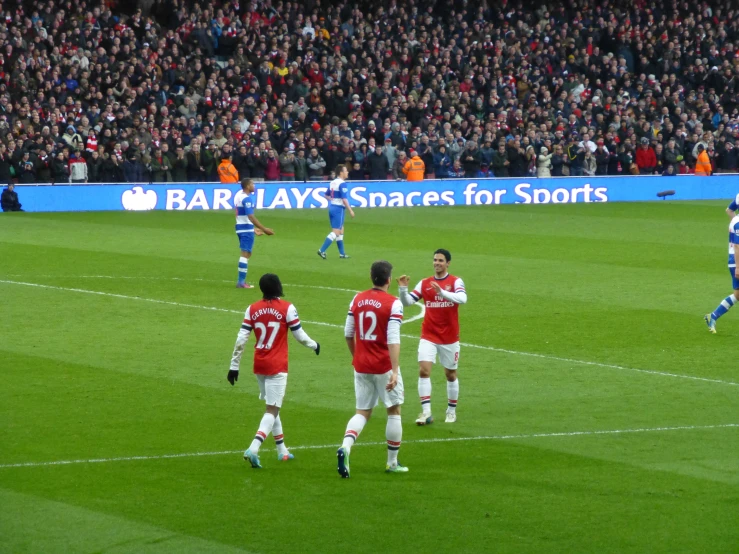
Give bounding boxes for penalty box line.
[0,278,737,388]
[1,422,737,470]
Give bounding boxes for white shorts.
[256,373,287,407]
[354,369,405,410]
[418,339,460,370]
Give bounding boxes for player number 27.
[358,311,378,341]
[254,322,280,349]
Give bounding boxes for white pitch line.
[0,279,736,387]
[1,422,736,470]
[4,274,428,324]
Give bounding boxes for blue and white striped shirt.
[234,190,255,234]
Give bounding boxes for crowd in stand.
[0,0,738,185]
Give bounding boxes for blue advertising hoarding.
[11,175,739,213]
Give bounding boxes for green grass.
[0,202,738,553]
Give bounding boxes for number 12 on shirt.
[357,311,378,341]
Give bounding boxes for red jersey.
[243,299,301,375]
[347,289,403,374]
[410,274,466,344]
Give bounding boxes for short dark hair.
[370,260,393,286]
[434,248,452,262]
[259,273,284,299]
[335,163,347,175]
[241,178,253,190]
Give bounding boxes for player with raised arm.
[234,178,274,289]
[705,194,739,333]
[337,260,407,478]
[317,164,355,260]
[397,249,467,424]
[227,273,320,468]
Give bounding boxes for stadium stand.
[1,0,737,182]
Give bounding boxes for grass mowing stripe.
[1,278,737,388]
[2,423,736,470]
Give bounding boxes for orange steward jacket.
[218,160,240,183]
[402,155,425,181]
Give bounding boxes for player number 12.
[358,311,378,341]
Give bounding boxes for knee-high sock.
[419,377,432,415]
[337,234,345,255]
[341,414,367,453]
[272,415,288,456]
[248,413,275,454]
[320,232,337,253]
[712,294,736,320]
[238,257,248,285]
[447,379,459,412]
[386,415,402,466]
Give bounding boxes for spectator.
[151,149,173,183]
[636,138,658,175]
[449,159,465,178]
[382,139,399,170]
[187,138,207,183]
[349,162,365,181]
[461,142,482,178]
[17,152,36,184]
[52,152,69,184]
[537,147,553,178]
[367,146,390,181]
[88,151,104,183]
[123,154,146,183]
[551,145,566,177]
[392,151,408,181]
[294,149,308,182]
[492,144,510,178]
[69,152,88,184]
[695,145,713,176]
[172,147,189,182]
[1,183,22,212]
[307,148,326,181]
[433,146,453,179]
[595,142,610,176]
[583,150,597,177]
[403,150,426,182]
[265,149,281,181]
[279,147,297,181]
[664,139,683,175]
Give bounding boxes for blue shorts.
[329,205,345,229]
[238,232,255,253]
[730,267,739,290]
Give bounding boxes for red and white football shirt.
[347,289,403,374]
[410,274,465,344]
[242,299,301,375]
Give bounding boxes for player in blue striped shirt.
[234,179,274,289]
[705,194,739,332]
[317,164,355,260]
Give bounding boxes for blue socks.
[337,234,345,256]
[712,294,736,320]
[320,232,337,253]
[238,257,248,285]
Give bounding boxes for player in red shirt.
[398,249,467,424]
[337,260,407,478]
[227,273,320,468]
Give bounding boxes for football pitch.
[1,201,738,553]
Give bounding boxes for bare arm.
[343,197,355,217]
[248,213,274,235]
